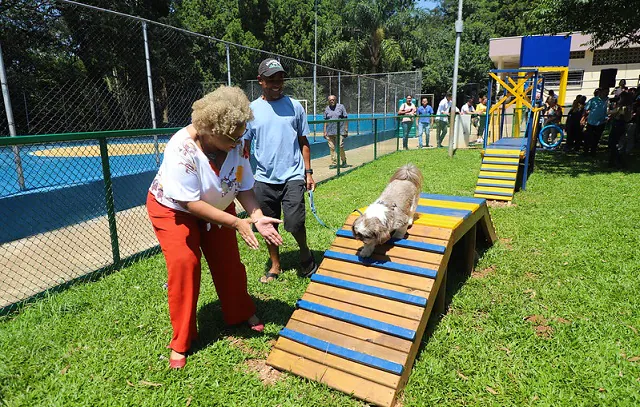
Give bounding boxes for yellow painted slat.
[483,149,522,156]
[483,156,520,164]
[417,198,479,213]
[475,186,513,194]
[413,213,462,229]
[479,171,518,179]
[481,163,519,171]
[474,193,513,201]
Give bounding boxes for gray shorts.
[253,180,306,234]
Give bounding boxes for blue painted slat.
[478,175,517,180]
[279,328,404,375]
[479,166,517,173]
[474,189,513,197]
[416,205,471,219]
[323,250,437,279]
[336,229,446,254]
[311,273,427,307]
[419,193,486,205]
[296,300,416,341]
[476,182,515,188]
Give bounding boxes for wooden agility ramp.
[474,147,522,202]
[266,193,497,407]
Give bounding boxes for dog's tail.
[390,163,423,191]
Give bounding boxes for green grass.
[2,148,640,406]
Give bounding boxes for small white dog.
[352,164,423,257]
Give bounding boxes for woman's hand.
[254,217,284,246]
[234,218,260,250]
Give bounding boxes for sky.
[415,0,439,9]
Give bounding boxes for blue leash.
[308,190,337,232]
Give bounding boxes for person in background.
[245,58,318,284]
[435,93,452,148]
[607,90,633,168]
[542,97,563,146]
[323,95,349,169]
[582,88,609,156]
[564,95,584,152]
[146,86,283,369]
[475,95,487,144]
[416,97,433,148]
[398,95,417,150]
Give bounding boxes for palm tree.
[320,0,417,73]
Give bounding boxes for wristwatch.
[305,169,313,175]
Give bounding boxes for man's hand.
[306,173,315,191]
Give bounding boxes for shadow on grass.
[193,296,295,354]
[533,146,640,177]
[261,248,326,277]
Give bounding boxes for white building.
[489,33,640,105]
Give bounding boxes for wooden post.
[433,267,447,317]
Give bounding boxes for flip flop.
[259,271,280,284]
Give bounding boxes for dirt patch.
[488,200,516,208]
[244,359,283,386]
[499,238,513,250]
[226,336,254,355]
[524,272,537,280]
[524,315,554,338]
[472,265,496,278]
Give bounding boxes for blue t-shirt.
[417,105,434,123]
[245,96,310,184]
[585,96,607,126]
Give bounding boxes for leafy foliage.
[530,0,640,48]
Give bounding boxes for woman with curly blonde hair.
[146,86,283,369]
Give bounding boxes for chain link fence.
[0,0,422,312]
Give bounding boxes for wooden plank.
[299,294,420,332]
[268,345,397,407]
[483,156,520,164]
[478,171,518,180]
[318,260,435,291]
[483,148,522,156]
[344,215,453,240]
[314,269,431,303]
[474,186,514,195]
[474,193,513,201]
[339,225,450,246]
[433,267,447,318]
[331,237,444,266]
[417,198,479,212]
[480,164,518,172]
[306,282,424,321]
[412,214,462,229]
[284,319,409,365]
[336,229,446,254]
[290,309,413,353]
[324,250,438,278]
[476,179,516,187]
[478,212,498,245]
[415,206,471,219]
[311,274,427,307]
[452,204,490,244]
[418,193,486,205]
[279,328,404,375]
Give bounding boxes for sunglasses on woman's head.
[224,128,248,145]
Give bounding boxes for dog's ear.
[377,229,391,245]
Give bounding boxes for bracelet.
[305,169,313,175]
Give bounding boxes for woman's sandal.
[259,271,280,284]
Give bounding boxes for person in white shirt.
[398,95,417,150]
[435,93,452,147]
[147,86,283,369]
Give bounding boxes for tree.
[530,0,639,48]
[320,0,418,73]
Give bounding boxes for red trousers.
[146,192,256,353]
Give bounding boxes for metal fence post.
[226,44,231,86]
[373,118,378,160]
[99,137,121,269]
[142,22,160,166]
[338,71,341,104]
[0,42,25,190]
[336,125,341,176]
[357,76,361,135]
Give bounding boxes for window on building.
[541,70,584,88]
[593,48,640,65]
[570,51,586,59]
